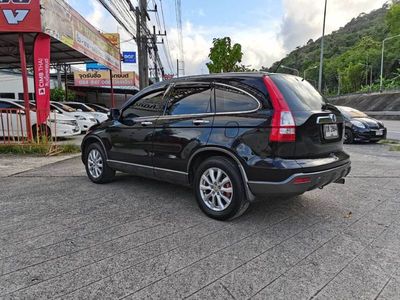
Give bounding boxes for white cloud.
[280,0,387,50]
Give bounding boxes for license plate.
[375,129,384,136]
[323,124,339,140]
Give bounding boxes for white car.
[51,102,97,133]
[0,99,81,138]
[64,102,108,123]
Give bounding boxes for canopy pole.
[110,69,115,107]
[18,34,32,141]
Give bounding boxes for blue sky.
[68,0,387,75]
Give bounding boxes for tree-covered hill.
[265,1,400,94]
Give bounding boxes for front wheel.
[193,157,249,221]
[85,143,115,183]
[344,129,354,144]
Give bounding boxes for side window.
[215,85,260,113]
[0,101,17,109]
[166,85,212,116]
[123,90,166,118]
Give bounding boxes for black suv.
[81,73,351,220]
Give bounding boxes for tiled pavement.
[0,144,399,299]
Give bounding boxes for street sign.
[86,61,108,71]
[122,51,136,63]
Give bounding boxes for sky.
[67,0,388,76]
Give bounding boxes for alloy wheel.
[199,167,233,212]
[88,149,103,179]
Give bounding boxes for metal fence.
[0,109,57,144]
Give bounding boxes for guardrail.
[0,109,58,144]
[0,108,26,144]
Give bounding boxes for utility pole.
[318,0,328,92]
[176,59,179,78]
[136,0,149,90]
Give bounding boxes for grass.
[378,139,400,145]
[0,143,80,156]
[378,139,400,151]
[389,145,400,152]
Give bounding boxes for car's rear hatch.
[267,74,347,165]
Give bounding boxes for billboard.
[74,71,136,87]
[123,52,136,63]
[41,0,121,72]
[0,0,41,32]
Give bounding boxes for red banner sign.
[0,0,41,32]
[34,33,51,125]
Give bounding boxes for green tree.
[50,88,75,102]
[206,37,243,73]
[386,2,400,34]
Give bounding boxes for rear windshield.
[270,74,326,111]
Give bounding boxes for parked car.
[336,106,387,144]
[0,99,80,138]
[51,102,97,133]
[64,102,108,123]
[81,73,351,220]
[86,103,109,114]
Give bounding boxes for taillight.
[263,76,296,142]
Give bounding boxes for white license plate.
[323,124,339,139]
[375,129,384,136]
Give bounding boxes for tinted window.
[123,90,166,118]
[215,85,259,113]
[66,103,95,112]
[270,74,326,111]
[0,101,18,109]
[0,93,15,99]
[166,85,212,115]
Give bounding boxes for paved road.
[0,144,400,299]
[385,120,400,141]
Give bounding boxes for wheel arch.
[187,147,255,201]
[81,135,108,162]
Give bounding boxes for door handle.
[141,121,153,126]
[192,119,210,125]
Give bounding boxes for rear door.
[152,82,214,184]
[269,74,344,159]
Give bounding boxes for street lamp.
[380,34,400,92]
[304,65,318,80]
[318,0,328,92]
[281,65,300,76]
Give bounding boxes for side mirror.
[108,108,120,121]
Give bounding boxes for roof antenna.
[272,61,283,73]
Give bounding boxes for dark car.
[81,73,351,220]
[336,106,387,144]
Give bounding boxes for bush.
[50,88,76,102]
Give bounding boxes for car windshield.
[53,102,76,112]
[337,106,367,118]
[68,103,96,112]
[14,100,36,111]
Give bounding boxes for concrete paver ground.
[0,144,399,299]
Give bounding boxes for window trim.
[213,82,262,115]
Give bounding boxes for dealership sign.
[74,71,137,87]
[86,61,108,71]
[122,52,136,63]
[0,0,41,32]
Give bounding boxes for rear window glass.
[270,74,326,111]
[337,106,367,118]
[215,85,260,113]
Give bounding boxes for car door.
[152,83,214,184]
[106,88,168,177]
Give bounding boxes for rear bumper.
[248,162,351,195]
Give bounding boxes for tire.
[344,129,354,144]
[84,143,115,184]
[193,156,249,221]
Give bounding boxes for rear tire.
[32,124,51,141]
[344,129,354,144]
[193,156,249,221]
[84,143,115,184]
